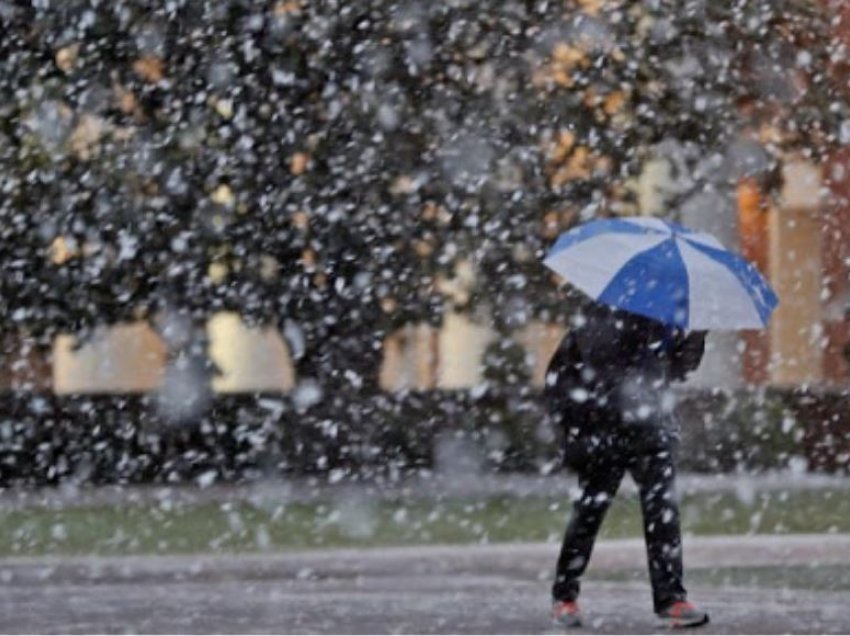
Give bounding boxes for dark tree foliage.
[0,0,846,398]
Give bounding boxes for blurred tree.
[0,0,847,403]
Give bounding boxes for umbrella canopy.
[543,217,778,330]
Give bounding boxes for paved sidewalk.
[1,535,848,634]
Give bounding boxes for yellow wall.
[436,312,495,389]
[54,322,167,394]
[208,313,295,393]
[767,162,824,384]
[380,324,437,391]
[54,314,295,394]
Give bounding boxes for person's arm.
[669,331,707,381]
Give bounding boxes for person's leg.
[629,446,687,613]
[552,458,626,602]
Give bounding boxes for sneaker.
[657,601,709,628]
[551,600,582,628]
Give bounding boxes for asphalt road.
[1,535,849,634]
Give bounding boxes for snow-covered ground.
[1,535,848,634]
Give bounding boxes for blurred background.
[1,3,850,622]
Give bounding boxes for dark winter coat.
[544,302,706,464]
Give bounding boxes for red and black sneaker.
[657,600,709,628]
[551,599,582,628]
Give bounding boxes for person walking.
[545,299,710,629]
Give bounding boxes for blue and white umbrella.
[543,217,778,330]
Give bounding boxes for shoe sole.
[659,614,710,629]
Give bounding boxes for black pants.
[552,417,687,613]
